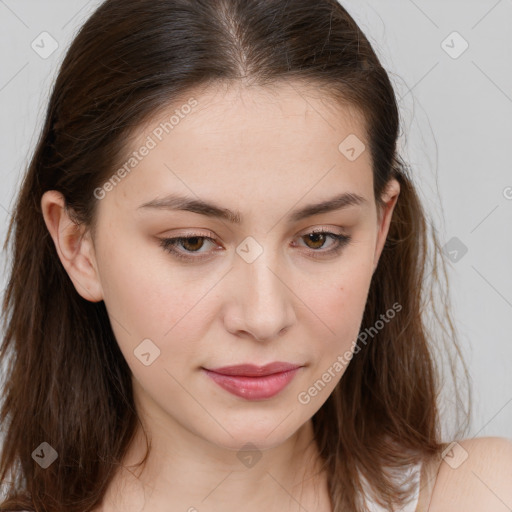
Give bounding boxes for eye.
[159,234,218,262]
[294,229,351,258]
[159,228,352,262]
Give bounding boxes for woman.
[1,0,511,511]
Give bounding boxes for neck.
[100,411,331,511]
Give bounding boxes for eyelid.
[165,229,217,239]
[297,226,346,236]
[162,226,348,240]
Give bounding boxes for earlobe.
[372,179,400,273]
[40,190,104,302]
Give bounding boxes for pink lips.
[203,362,302,400]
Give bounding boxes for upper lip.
[205,362,302,377]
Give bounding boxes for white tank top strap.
[415,446,446,511]
[362,459,423,511]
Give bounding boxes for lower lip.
[203,368,300,400]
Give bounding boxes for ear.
[373,178,400,273]
[41,190,104,302]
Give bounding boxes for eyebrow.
[138,192,367,224]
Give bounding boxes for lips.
[203,362,303,400]
[208,362,301,377]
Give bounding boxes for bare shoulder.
[430,436,512,511]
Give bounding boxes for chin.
[201,412,308,453]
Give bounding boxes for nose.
[223,250,296,342]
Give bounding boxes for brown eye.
[159,235,218,262]
[179,237,205,252]
[160,230,351,263]
[295,230,352,259]
[302,232,328,249]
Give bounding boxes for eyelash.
[158,229,352,262]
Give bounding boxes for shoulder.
[430,436,512,511]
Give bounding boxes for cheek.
[96,235,215,368]
[294,264,374,402]
[310,259,374,353]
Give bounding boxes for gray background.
[0,0,511,440]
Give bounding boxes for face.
[55,81,399,452]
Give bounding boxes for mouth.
[202,362,303,400]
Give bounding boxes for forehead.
[157,80,368,153]
[105,81,373,215]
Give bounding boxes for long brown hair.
[0,0,470,510]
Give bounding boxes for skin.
[430,437,512,511]
[40,81,512,511]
